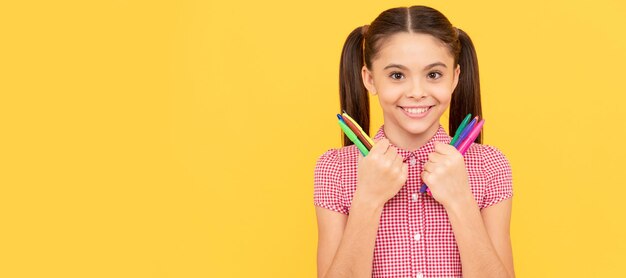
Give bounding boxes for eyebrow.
[383,62,447,71]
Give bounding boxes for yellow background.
[1,0,625,277]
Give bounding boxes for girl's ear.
[361,65,377,96]
[452,64,461,91]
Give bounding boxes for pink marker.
[457,119,485,154]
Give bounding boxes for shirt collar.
[372,124,452,162]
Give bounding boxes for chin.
[399,120,436,135]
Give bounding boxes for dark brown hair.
[339,5,482,146]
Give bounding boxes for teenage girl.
[314,6,514,278]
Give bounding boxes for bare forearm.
[323,196,383,278]
[445,197,512,278]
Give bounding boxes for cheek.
[428,85,453,104]
[377,84,405,104]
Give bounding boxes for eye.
[428,71,443,79]
[389,72,405,80]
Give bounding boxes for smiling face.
[362,32,461,150]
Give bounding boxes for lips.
[399,105,434,115]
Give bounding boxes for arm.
[315,195,384,278]
[422,142,514,277]
[482,198,515,277]
[444,196,515,278]
[314,139,407,278]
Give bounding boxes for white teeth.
[403,106,430,114]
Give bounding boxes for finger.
[423,161,434,173]
[434,141,456,154]
[391,150,404,167]
[400,162,408,180]
[421,171,430,183]
[382,140,394,155]
[370,138,390,156]
[391,156,407,181]
[385,145,399,161]
[427,152,444,163]
[396,149,406,164]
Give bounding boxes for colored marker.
[337,114,369,156]
[340,113,373,150]
[457,119,485,154]
[453,116,478,148]
[450,114,472,146]
[420,114,484,194]
[342,111,375,147]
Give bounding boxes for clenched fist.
[354,138,408,206]
[421,141,473,208]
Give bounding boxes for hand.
[354,138,408,206]
[421,141,473,208]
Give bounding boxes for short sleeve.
[480,145,513,209]
[313,149,348,215]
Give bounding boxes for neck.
[383,122,440,151]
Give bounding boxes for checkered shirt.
[314,124,513,278]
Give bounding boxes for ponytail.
[339,26,370,147]
[449,28,483,144]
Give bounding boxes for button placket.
[404,152,422,275]
[409,153,420,204]
[415,154,427,278]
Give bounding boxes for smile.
[399,105,434,118]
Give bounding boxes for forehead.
[372,32,455,70]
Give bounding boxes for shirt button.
[410,158,417,166]
[414,233,421,241]
[416,272,424,278]
[411,193,418,202]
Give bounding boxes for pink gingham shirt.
[314,124,513,278]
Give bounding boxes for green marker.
[338,116,369,156]
[342,111,375,146]
[450,113,472,146]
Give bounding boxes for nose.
[405,80,426,99]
